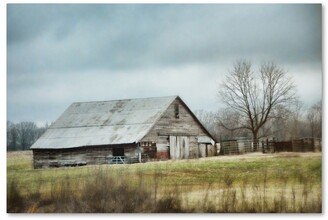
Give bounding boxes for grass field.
[7,151,322,213]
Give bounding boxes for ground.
[7,151,322,213]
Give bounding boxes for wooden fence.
[219,137,321,155]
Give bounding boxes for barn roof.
[30,96,177,149]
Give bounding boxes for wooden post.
[266,138,269,153]
[138,144,142,163]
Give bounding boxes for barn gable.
[141,97,214,140]
[140,97,216,159]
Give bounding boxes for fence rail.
[219,137,321,155]
[107,156,139,164]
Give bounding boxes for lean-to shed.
[30,96,216,168]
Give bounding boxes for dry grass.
[7,151,322,213]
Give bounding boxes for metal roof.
[31,96,177,149]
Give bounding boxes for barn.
[30,96,217,168]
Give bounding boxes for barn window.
[113,148,124,156]
[174,104,179,118]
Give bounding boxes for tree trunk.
[252,131,258,152]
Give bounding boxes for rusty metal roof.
[31,96,177,149]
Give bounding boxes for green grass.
[7,151,322,213]
[7,151,322,188]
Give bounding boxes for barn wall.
[33,148,85,168]
[33,144,137,168]
[141,99,214,160]
[207,144,216,156]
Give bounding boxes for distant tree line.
[196,100,322,142]
[7,121,49,151]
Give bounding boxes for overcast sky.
[7,4,322,125]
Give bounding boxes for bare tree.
[307,101,322,138]
[286,100,304,139]
[219,60,297,149]
[7,121,50,151]
[216,108,247,140]
[263,101,304,140]
[16,122,38,150]
[194,110,220,141]
[7,121,18,151]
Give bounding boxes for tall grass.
[7,167,321,213]
[201,169,322,213]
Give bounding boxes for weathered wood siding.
[141,99,214,159]
[33,144,137,168]
[199,144,207,157]
[169,136,190,159]
[207,144,216,156]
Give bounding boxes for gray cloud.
[8,4,321,73]
[7,4,322,124]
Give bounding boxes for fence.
[219,137,321,155]
[108,156,139,164]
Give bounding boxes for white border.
[1,1,326,219]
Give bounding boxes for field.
[7,151,322,213]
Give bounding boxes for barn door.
[199,144,206,157]
[169,136,189,159]
[169,136,177,159]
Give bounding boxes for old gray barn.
[30,96,216,168]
